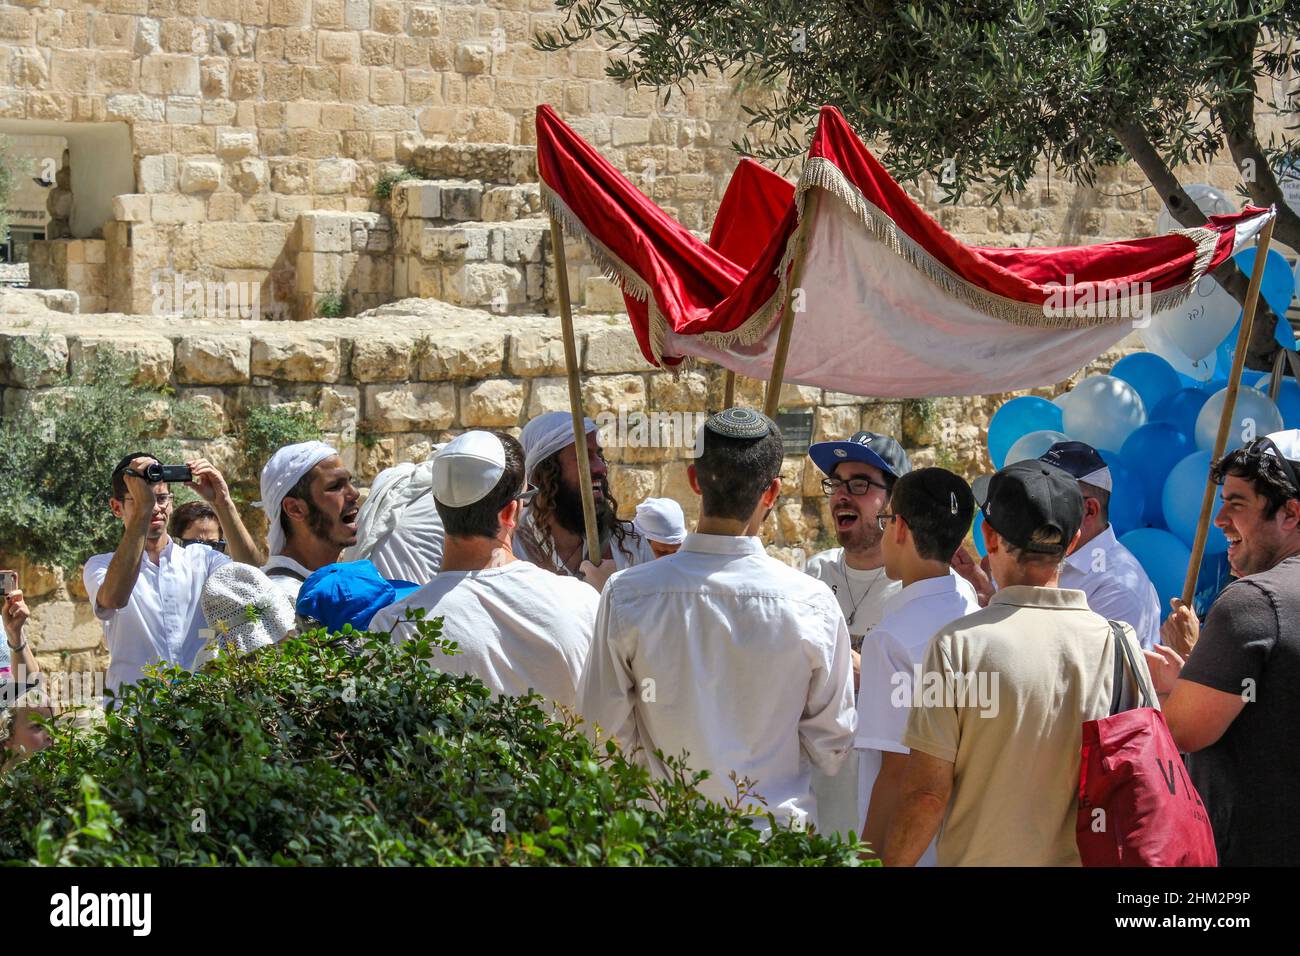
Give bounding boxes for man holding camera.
[83,452,260,696]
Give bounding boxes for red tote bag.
[1077,624,1218,867]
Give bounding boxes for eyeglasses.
[179,538,226,553]
[123,494,174,505]
[822,476,888,497]
[875,513,900,532]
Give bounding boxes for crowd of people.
[1,404,1296,866]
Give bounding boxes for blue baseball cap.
[808,431,911,481]
[296,560,421,633]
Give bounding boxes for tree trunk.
[1113,120,1281,371]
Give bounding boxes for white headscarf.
[633,497,687,545]
[257,440,338,557]
[521,411,597,482]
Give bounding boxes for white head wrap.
[257,440,339,557]
[521,411,597,482]
[633,497,687,545]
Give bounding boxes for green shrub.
[0,345,206,571]
[315,292,345,318]
[0,616,870,866]
[374,166,419,200]
[237,403,325,479]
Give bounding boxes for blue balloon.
[1150,387,1211,440]
[1118,528,1192,622]
[1233,247,1297,348]
[1097,449,1143,537]
[1250,375,1300,429]
[1216,315,1297,380]
[1162,451,1228,554]
[972,510,987,558]
[1111,353,1181,416]
[987,396,1062,469]
[1119,423,1194,528]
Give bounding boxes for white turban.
[633,497,687,545]
[521,411,597,482]
[257,440,338,557]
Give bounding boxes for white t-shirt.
[261,555,315,606]
[855,572,982,866]
[370,560,599,710]
[84,540,231,694]
[1059,525,1162,649]
[804,548,901,644]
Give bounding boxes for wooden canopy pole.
[723,368,736,408]
[763,190,821,419]
[1177,216,1276,651]
[548,218,602,564]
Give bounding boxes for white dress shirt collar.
[679,532,766,557]
[879,571,963,618]
[1064,524,1117,572]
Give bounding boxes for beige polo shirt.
[902,585,1156,867]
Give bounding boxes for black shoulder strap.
[1108,620,1153,715]
[265,566,307,583]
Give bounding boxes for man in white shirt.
[512,411,654,584]
[257,441,361,603]
[856,468,980,864]
[578,408,856,831]
[84,452,261,696]
[372,431,598,710]
[802,429,910,839]
[1039,441,1161,648]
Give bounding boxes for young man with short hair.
[1146,430,1300,866]
[578,408,856,831]
[885,459,1155,866]
[1039,440,1161,648]
[371,431,599,710]
[258,441,361,602]
[856,468,980,863]
[84,452,258,694]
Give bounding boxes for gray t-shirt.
[1180,554,1300,866]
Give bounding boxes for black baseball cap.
[809,431,911,481]
[1038,440,1112,490]
[975,459,1083,554]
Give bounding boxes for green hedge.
[0,616,870,866]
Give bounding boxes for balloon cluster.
[975,194,1296,618]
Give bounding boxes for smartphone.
[0,570,17,597]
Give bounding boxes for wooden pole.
[1178,217,1275,651]
[763,189,821,419]
[723,368,736,408]
[548,217,602,564]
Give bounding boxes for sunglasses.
[179,538,227,553]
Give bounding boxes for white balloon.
[1147,274,1240,364]
[1138,316,1217,381]
[1195,386,1285,451]
[1062,374,1148,451]
[1004,429,1070,466]
[1155,184,1237,235]
[1052,391,1074,411]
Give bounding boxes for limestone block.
[420,224,488,261]
[313,158,358,194]
[198,222,293,269]
[299,212,353,253]
[138,154,176,193]
[106,93,166,123]
[650,371,709,412]
[860,402,903,438]
[390,180,440,219]
[0,333,69,387]
[658,460,700,520]
[349,335,414,382]
[180,158,222,193]
[814,405,860,443]
[216,128,257,158]
[174,335,250,384]
[251,335,342,382]
[231,157,269,194]
[442,262,523,309]
[508,328,569,377]
[318,385,360,434]
[489,222,547,264]
[69,335,173,387]
[525,376,570,418]
[440,182,482,221]
[364,382,455,432]
[24,600,103,655]
[609,466,656,518]
[584,374,647,418]
[460,378,524,427]
[481,184,540,222]
[584,325,644,374]
[419,330,505,380]
[456,42,490,74]
[177,387,226,438]
[296,252,340,292]
[582,276,627,313]
[151,195,206,223]
[0,551,62,601]
[776,384,821,409]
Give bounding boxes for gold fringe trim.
[539,182,651,302]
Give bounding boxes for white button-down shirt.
[577,532,857,830]
[1059,525,1161,649]
[84,541,231,694]
[856,572,981,864]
